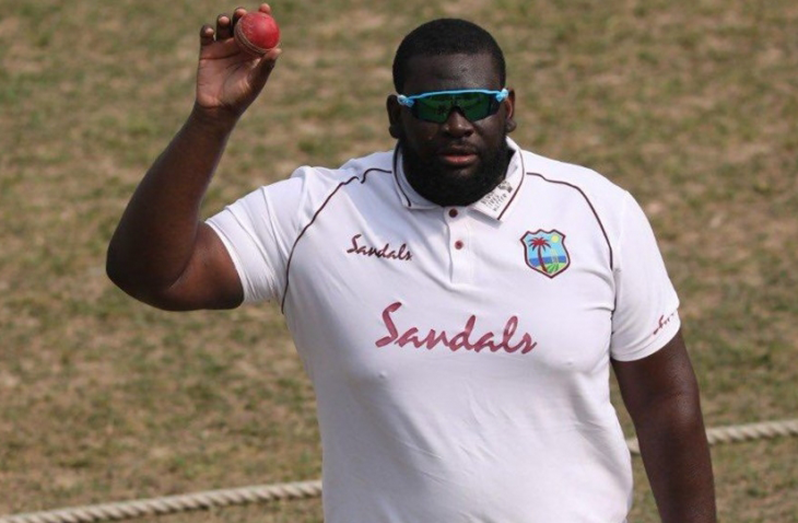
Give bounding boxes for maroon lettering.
[476,331,498,352]
[653,312,676,336]
[448,316,476,352]
[375,301,402,347]
[375,302,538,355]
[396,327,422,348]
[346,234,413,261]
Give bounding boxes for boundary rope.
[0,481,322,523]
[624,418,798,454]
[3,419,797,523]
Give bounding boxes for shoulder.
[257,150,393,204]
[269,150,396,219]
[513,145,644,243]
[338,150,395,176]
[289,150,394,188]
[518,148,629,203]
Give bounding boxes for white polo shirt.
[207,138,680,522]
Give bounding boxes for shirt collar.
[393,137,524,222]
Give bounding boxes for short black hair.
[392,18,507,93]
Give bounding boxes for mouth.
[437,147,479,168]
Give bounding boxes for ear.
[503,88,517,133]
[386,95,404,139]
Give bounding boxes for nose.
[442,108,474,137]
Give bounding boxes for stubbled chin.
[415,168,497,206]
[400,140,509,206]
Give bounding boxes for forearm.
[635,392,717,523]
[614,334,717,523]
[106,105,237,294]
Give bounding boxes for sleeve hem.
[206,218,256,304]
[611,311,681,362]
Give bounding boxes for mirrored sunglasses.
[397,88,509,124]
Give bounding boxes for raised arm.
[106,5,281,311]
[612,330,717,523]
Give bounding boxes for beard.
[400,136,511,207]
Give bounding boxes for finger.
[252,48,282,84]
[232,6,247,25]
[199,24,215,47]
[215,14,233,40]
[258,3,273,14]
[260,47,282,66]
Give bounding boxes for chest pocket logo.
[521,230,571,278]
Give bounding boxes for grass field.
[1,0,796,521]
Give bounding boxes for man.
[107,6,716,522]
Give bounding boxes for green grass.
[1,0,797,521]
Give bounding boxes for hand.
[195,4,282,119]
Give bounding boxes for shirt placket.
[444,207,473,285]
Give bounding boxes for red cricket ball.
[234,12,280,55]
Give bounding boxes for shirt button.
[454,240,464,250]
[448,209,459,218]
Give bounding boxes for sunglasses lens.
[413,92,497,123]
[413,97,456,123]
[456,92,493,121]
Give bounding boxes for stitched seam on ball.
[235,22,274,53]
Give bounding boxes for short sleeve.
[610,192,681,361]
[206,175,305,304]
